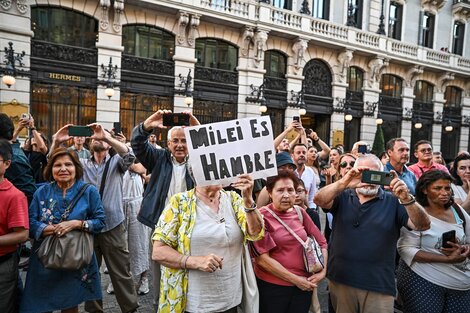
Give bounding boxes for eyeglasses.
[419,148,432,153]
[339,161,355,168]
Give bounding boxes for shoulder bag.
[265,206,325,273]
[37,183,94,271]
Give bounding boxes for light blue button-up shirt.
[384,161,417,195]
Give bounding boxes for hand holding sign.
[231,174,255,207]
[143,109,172,131]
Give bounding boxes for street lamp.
[376,112,383,125]
[444,119,453,132]
[99,57,118,99]
[289,89,307,116]
[1,42,26,88]
[175,69,194,107]
[246,81,267,113]
[344,107,353,122]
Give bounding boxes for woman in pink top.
[252,170,328,313]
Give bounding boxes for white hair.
[167,126,184,141]
[355,154,384,171]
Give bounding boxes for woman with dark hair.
[253,170,327,313]
[397,170,470,313]
[21,148,105,313]
[450,153,470,213]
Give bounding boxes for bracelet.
[313,137,320,142]
[179,255,185,268]
[183,255,190,269]
[244,202,257,213]
[399,194,416,206]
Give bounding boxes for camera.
[68,126,94,137]
[163,113,190,127]
[361,170,393,186]
[21,113,31,120]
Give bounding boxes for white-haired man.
[314,154,430,313]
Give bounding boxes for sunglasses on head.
[339,161,355,168]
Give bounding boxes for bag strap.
[59,183,91,222]
[99,157,112,198]
[293,205,303,224]
[265,207,307,248]
[453,203,467,235]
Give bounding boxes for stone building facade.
[1,0,469,160]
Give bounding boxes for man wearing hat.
[255,151,297,206]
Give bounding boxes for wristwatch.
[83,221,90,231]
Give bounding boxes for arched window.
[379,74,403,144]
[264,50,288,136]
[31,7,97,48]
[347,66,363,92]
[414,80,433,103]
[195,39,238,71]
[265,50,287,78]
[380,74,402,98]
[303,59,332,97]
[411,80,434,159]
[122,25,174,60]
[444,86,462,108]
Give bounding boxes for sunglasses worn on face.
[339,161,355,168]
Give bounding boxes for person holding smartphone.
[397,170,470,313]
[314,154,430,313]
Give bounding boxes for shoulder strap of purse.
[59,183,91,222]
[293,205,303,224]
[99,157,112,198]
[452,203,467,235]
[264,207,307,248]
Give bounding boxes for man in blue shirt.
[384,138,417,195]
[314,154,430,313]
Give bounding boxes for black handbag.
[37,183,93,271]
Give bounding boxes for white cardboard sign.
[184,116,277,187]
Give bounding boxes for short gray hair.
[167,126,184,141]
[355,154,384,171]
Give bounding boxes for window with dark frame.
[347,0,363,29]
[444,86,462,108]
[347,67,363,92]
[388,1,403,40]
[195,39,238,71]
[313,0,330,20]
[264,50,287,79]
[419,11,435,48]
[452,21,465,56]
[273,0,292,10]
[122,25,174,60]
[380,74,402,98]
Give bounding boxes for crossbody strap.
[59,183,91,222]
[452,203,467,235]
[265,207,307,248]
[99,157,112,198]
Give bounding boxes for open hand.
[52,124,73,145]
[143,110,172,131]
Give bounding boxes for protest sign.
[184,116,278,187]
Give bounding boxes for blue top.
[327,188,409,296]
[29,180,105,240]
[80,150,135,232]
[384,162,417,195]
[21,180,106,313]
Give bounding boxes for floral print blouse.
[152,189,264,313]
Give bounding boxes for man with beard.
[50,123,138,313]
[131,109,199,310]
[384,138,417,194]
[314,154,430,313]
[291,143,316,208]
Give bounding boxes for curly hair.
[450,153,470,186]
[415,170,453,208]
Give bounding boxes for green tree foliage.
[371,124,385,156]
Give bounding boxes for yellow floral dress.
[152,188,264,313]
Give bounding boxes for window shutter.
[418,11,424,46]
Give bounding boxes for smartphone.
[305,128,313,136]
[293,116,300,122]
[442,230,456,248]
[361,170,393,186]
[68,126,93,137]
[21,113,30,120]
[163,113,190,127]
[113,122,121,134]
[358,144,368,154]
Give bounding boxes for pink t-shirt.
[408,162,449,180]
[0,179,29,256]
[253,204,327,286]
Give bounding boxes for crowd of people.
[0,110,469,313]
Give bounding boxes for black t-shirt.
[23,149,47,183]
[327,188,409,296]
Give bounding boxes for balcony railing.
[170,0,470,74]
